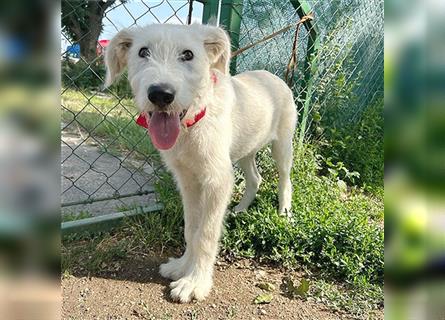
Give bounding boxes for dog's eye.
[139,47,150,58]
[181,50,194,61]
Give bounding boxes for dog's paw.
[169,274,212,303]
[279,207,293,219]
[159,256,187,281]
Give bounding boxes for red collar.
[135,72,216,130]
[136,112,149,129]
[135,107,206,129]
[184,107,206,127]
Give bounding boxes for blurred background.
[385,0,445,319]
[0,0,443,318]
[0,0,60,319]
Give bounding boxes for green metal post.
[298,35,320,148]
[219,0,243,75]
[197,0,220,24]
[288,0,320,149]
[61,203,164,236]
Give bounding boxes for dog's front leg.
[160,167,201,281]
[169,163,234,303]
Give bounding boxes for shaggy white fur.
[105,23,297,303]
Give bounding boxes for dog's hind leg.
[234,153,262,212]
[272,116,295,217]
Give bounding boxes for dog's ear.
[104,28,133,87]
[203,26,231,75]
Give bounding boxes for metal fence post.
[197,0,220,24]
[219,0,243,75]
[289,0,319,149]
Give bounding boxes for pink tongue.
[147,112,180,150]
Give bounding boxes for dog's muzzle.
[147,83,175,109]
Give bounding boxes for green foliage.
[308,12,384,195]
[61,1,117,43]
[223,147,383,286]
[62,233,129,274]
[282,276,310,298]
[62,211,93,222]
[253,293,273,304]
[311,17,360,129]
[62,59,133,98]
[62,88,157,159]
[310,279,383,317]
[320,97,384,193]
[122,173,185,251]
[222,146,383,316]
[61,0,119,61]
[62,59,104,90]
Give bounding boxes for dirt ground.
[62,256,375,320]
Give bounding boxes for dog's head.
[104,24,231,150]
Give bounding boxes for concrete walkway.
[62,129,159,217]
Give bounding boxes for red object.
[135,108,206,129]
[96,39,110,56]
[98,39,110,47]
[136,112,149,128]
[184,107,206,127]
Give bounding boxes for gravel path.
[62,257,366,320]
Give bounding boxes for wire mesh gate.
[61,0,383,225]
[61,1,200,221]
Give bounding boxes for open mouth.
[179,109,187,120]
[148,109,187,120]
[146,109,187,151]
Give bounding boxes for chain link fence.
[61,1,200,217]
[233,0,384,138]
[61,0,383,218]
[223,0,384,198]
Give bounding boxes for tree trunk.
[79,0,115,63]
[79,26,101,63]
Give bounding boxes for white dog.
[105,23,296,303]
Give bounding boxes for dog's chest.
[162,131,207,167]
[162,123,230,174]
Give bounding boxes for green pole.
[298,36,320,148]
[219,0,243,75]
[197,0,220,24]
[289,0,319,148]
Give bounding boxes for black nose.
[147,84,175,108]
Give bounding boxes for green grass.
[320,97,384,196]
[222,146,383,317]
[62,233,130,275]
[62,88,158,160]
[224,147,383,279]
[62,210,93,222]
[62,89,383,318]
